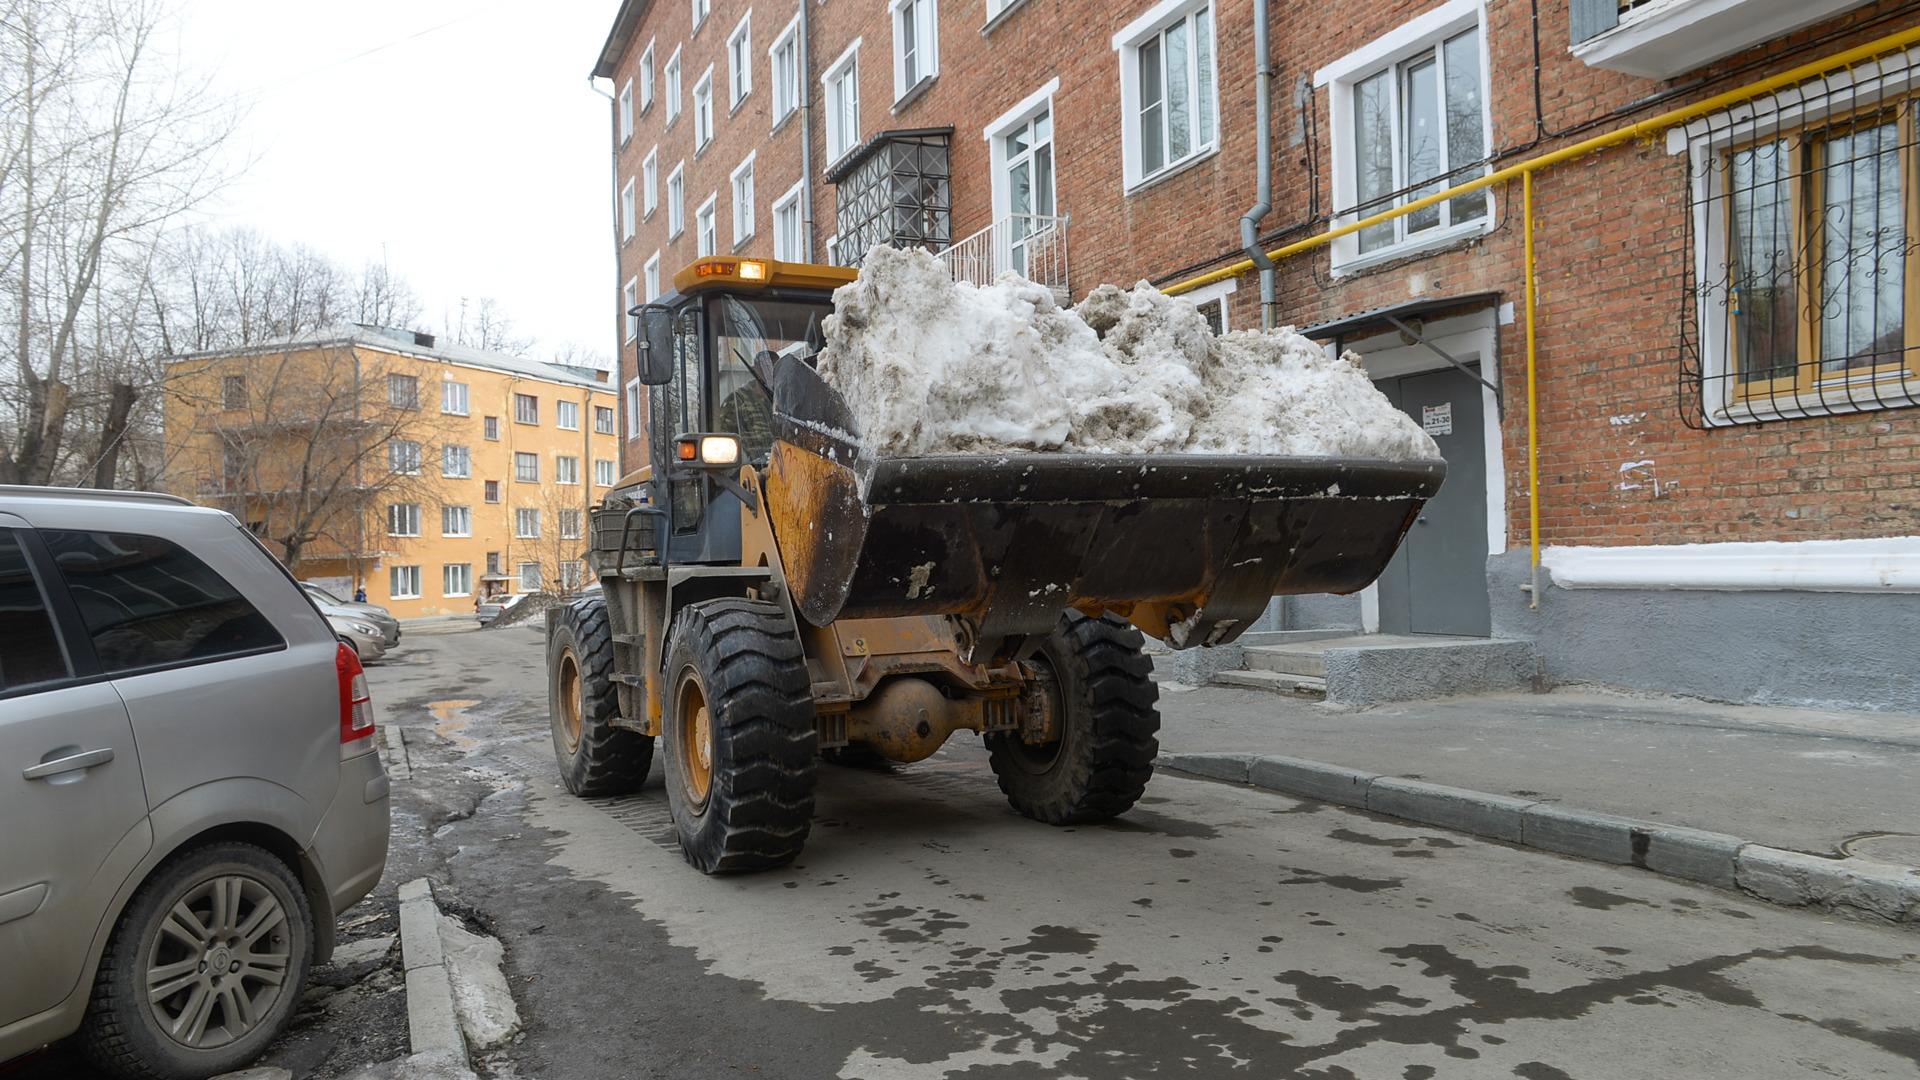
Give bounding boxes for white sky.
[178,0,618,368]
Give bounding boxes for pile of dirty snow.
[813,246,1439,461]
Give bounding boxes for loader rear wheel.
[988,612,1161,824]
[663,598,818,873]
[549,596,654,797]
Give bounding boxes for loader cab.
[635,257,854,566]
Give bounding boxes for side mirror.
[637,305,675,386]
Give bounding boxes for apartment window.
[892,0,939,102]
[443,504,472,537]
[514,452,539,483]
[621,177,636,240]
[769,12,801,125]
[484,480,501,503]
[561,560,587,591]
[619,79,635,143]
[640,41,655,111]
[441,380,469,415]
[731,153,756,245]
[557,455,581,485]
[518,562,542,591]
[387,503,421,537]
[668,162,686,237]
[486,551,502,575]
[558,400,581,431]
[443,563,473,597]
[560,508,584,539]
[696,195,718,257]
[625,378,643,439]
[694,67,715,150]
[1183,278,1236,335]
[515,508,541,538]
[771,181,805,260]
[222,375,247,410]
[1115,0,1218,189]
[390,565,422,600]
[595,407,616,435]
[644,253,662,301]
[665,47,683,123]
[387,373,420,410]
[643,148,659,216]
[728,13,753,107]
[595,458,617,485]
[623,278,639,344]
[1317,5,1488,268]
[442,444,472,478]
[823,41,861,163]
[691,0,710,32]
[389,439,421,475]
[988,86,1058,277]
[514,392,539,425]
[483,415,500,441]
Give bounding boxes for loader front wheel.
[549,596,654,797]
[989,612,1161,824]
[663,598,818,873]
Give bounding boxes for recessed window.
[694,67,715,150]
[595,458,617,485]
[514,392,539,425]
[772,180,805,260]
[441,380,469,415]
[390,565,422,600]
[892,0,939,102]
[731,153,756,246]
[514,451,540,483]
[557,455,581,485]
[643,148,659,216]
[691,0,710,32]
[823,41,861,163]
[988,89,1058,278]
[639,41,656,111]
[560,508,584,539]
[668,162,687,237]
[388,373,420,410]
[389,439,421,475]
[443,563,473,597]
[621,177,636,240]
[728,12,753,108]
[644,252,662,302]
[483,416,500,441]
[558,400,580,431]
[442,444,472,478]
[443,504,472,537]
[624,278,639,343]
[387,503,421,537]
[518,561,542,591]
[1114,0,1218,189]
[625,379,643,440]
[696,195,718,257]
[769,12,801,125]
[665,47,683,123]
[515,508,541,539]
[484,479,501,503]
[618,79,634,143]
[222,375,248,410]
[595,406,617,435]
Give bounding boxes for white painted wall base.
[1541,536,1920,593]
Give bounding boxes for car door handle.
[23,747,115,780]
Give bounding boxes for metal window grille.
[828,128,952,267]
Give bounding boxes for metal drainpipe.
[798,0,817,262]
[1238,0,1276,329]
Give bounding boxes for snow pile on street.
[814,246,1439,461]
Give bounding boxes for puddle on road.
[428,699,482,750]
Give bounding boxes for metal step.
[1213,669,1327,698]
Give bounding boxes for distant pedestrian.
[354,586,367,603]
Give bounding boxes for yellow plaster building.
[164,325,620,618]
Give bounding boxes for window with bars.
[828,129,951,267]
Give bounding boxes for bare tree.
[522,477,594,597]
[445,296,532,356]
[0,0,237,487]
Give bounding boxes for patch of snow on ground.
[437,915,520,1050]
[815,246,1439,461]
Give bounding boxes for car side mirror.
[638,305,675,386]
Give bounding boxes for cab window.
[0,529,70,695]
[708,295,829,463]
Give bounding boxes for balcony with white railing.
[936,214,1070,302]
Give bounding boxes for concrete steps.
[1214,633,1536,706]
[1214,668,1328,697]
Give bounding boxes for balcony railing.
[936,214,1070,303]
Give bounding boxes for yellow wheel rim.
[677,675,713,808]
[557,650,584,754]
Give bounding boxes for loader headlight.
[676,434,741,467]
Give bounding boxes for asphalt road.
[387,624,1919,1080]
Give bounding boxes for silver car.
[329,614,391,663]
[301,583,401,650]
[0,487,390,1078]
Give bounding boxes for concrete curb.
[1159,751,1920,925]
[385,726,412,782]
[398,879,469,1063]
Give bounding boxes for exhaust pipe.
[1240,0,1276,329]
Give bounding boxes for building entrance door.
[1372,364,1491,636]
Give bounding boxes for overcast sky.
[180,0,618,368]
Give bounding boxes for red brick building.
[592,0,1920,709]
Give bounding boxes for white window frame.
[984,78,1059,225]
[639,40,656,112]
[728,11,753,107]
[515,508,541,539]
[642,148,659,216]
[1113,0,1221,191]
[390,565,422,600]
[556,455,581,485]
[514,392,539,425]
[595,406,617,435]
[665,47,683,123]
[890,0,939,104]
[440,379,469,415]
[1313,0,1493,273]
[623,278,639,343]
[644,251,662,301]
[560,508,584,540]
[557,400,581,431]
[389,439,421,475]
[443,563,473,598]
[693,66,715,150]
[822,40,862,164]
[387,502,421,537]
[595,458,617,486]
[1180,277,1237,334]
[618,79,635,143]
[696,193,718,256]
[442,504,472,537]
[691,0,710,33]
[442,443,472,479]
[514,451,540,483]
[768,10,802,126]
[1671,50,1920,426]
[620,176,636,240]
[625,378,643,440]
[771,179,805,260]
[667,162,686,238]
[518,562,543,591]
[731,152,756,246]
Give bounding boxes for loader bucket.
[764,355,1444,660]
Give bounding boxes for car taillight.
[336,642,376,746]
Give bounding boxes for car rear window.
[0,529,70,693]
[40,529,285,675]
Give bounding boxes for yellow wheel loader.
[546,257,1443,874]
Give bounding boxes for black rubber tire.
[987,612,1162,824]
[549,596,654,797]
[662,598,817,873]
[78,843,314,1080]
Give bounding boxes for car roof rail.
[0,484,195,507]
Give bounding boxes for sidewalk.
[1154,684,1920,921]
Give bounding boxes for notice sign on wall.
[1422,402,1454,437]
